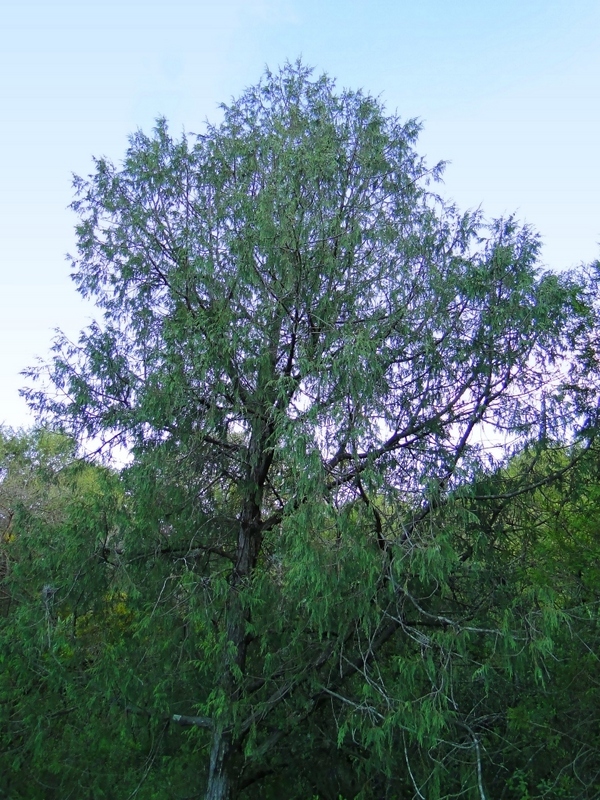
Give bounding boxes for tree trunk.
[204,508,263,798]
[206,725,233,800]
[204,414,272,798]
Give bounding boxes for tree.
[24,62,591,798]
[481,444,600,798]
[0,428,135,800]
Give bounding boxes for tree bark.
[205,413,271,798]
[206,725,234,800]
[206,462,262,800]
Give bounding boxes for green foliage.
[0,428,209,798]
[5,62,600,798]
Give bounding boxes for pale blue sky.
[1,0,599,427]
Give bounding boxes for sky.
[1,0,599,429]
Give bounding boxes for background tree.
[0,428,143,799]
[21,62,595,799]
[474,444,600,799]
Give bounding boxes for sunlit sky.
[1,0,599,428]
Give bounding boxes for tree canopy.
[4,61,600,799]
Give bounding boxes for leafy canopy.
[17,61,597,799]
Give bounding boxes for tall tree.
[25,62,590,798]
